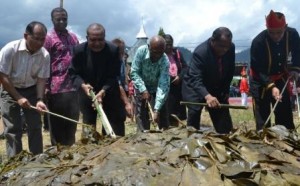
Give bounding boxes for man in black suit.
[182,27,235,134]
[69,23,126,136]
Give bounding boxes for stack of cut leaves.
[0,125,300,185]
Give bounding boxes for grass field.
[0,106,299,163]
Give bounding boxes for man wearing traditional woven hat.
[250,10,300,131]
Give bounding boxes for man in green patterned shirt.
[131,35,170,131]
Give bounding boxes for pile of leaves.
[0,125,300,185]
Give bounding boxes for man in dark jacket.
[69,23,126,136]
[182,27,235,134]
[250,10,300,131]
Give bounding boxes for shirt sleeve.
[102,47,120,91]
[250,39,274,89]
[37,50,50,79]
[69,47,85,90]
[154,54,170,111]
[188,51,210,98]
[43,36,52,89]
[43,35,52,52]
[130,47,147,93]
[0,44,13,75]
[289,29,300,71]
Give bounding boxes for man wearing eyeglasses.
[250,10,300,131]
[69,23,126,136]
[43,7,80,146]
[0,21,50,157]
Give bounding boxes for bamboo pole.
[180,101,248,110]
[263,76,291,128]
[10,100,93,128]
[89,90,116,138]
[30,105,91,127]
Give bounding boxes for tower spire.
[136,17,147,39]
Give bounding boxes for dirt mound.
[0,126,300,185]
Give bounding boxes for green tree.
[158,27,165,36]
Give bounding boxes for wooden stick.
[180,101,248,110]
[146,101,159,130]
[170,114,186,127]
[263,76,290,128]
[10,100,93,128]
[30,105,91,127]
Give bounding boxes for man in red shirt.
[239,67,249,106]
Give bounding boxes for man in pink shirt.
[44,7,79,146]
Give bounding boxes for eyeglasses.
[29,34,45,42]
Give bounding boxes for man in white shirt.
[0,21,50,157]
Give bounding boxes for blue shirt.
[118,60,127,90]
[131,45,170,110]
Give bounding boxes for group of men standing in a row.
[0,7,299,158]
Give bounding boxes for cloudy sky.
[0,0,299,51]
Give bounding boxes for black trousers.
[187,96,232,134]
[252,79,294,131]
[187,103,233,134]
[134,93,169,132]
[0,86,43,157]
[167,82,187,125]
[47,91,79,146]
[79,89,126,136]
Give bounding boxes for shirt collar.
[19,39,27,51]
[145,48,151,59]
[53,29,69,36]
[18,38,43,55]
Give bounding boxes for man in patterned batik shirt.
[44,7,79,146]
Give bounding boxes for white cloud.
[0,0,299,51]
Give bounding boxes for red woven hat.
[266,10,286,28]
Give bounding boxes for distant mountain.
[177,46,250,65]
[236,48,250,63]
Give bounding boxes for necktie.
[217,58,222,77]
